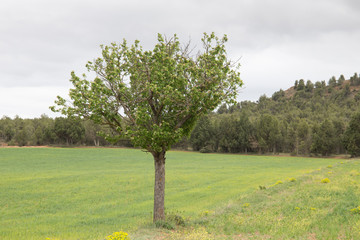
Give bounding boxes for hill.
[188,73,360,156]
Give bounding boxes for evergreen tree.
[272,89,285,101]
[297,79,305,91]
[0,116,15,142]
[343,112,360,157]
[311,120,336,156]
[328,76,337,87]
[338,74,345,85]
[217,104,228,114]
[305,80,314,93]
[190,115,214,152]
[54,117,85,145]
[256,114,281,153]
[294,80,299,89]
[297,119,311,155]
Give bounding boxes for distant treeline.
[1,73,360,156]
[0,116,132,147]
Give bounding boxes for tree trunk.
[152,151,166,222]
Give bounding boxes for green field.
[0,148,348,239]
[203,159,360,240]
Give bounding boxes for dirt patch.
[0,145,51,148]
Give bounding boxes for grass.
[162,158,360,240]
[0,148,343,239]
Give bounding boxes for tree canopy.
[344,112,360,157]
[51,32,243,221]
[52,33,241,154]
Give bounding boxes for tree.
[328,76,337,87]
[332,119,345,154]
[0,116,15,142]
[51,33,242,222]
[217,103,228,114]
[338,74,345,85]
[343,112,360,157]
[305,80,314,93]
[294,80,299,89]
[190,115,214,151]
[53,117,85,145]
[314,81,325,97]
[33,114,56,145]
[236,112,253,153]
[12,117,34,146]
[350,73,360,86]
[272,89,285,101]
[256,114,281,153]
[297,79,305,91]
[297,119,311,155]
[83,119,105,146]
[311,120,336,156]
[218,116,243,153]
[342,84,351,97]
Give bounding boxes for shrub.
[288,177,296,182]
[199,146,212,153]
[167,213,186,227]
[269,180,284,188]
[243,203,250,208]
[290,151,297,156]
[350,206,360,214]
[155,220,175,230]
[321,178,330,183]
[200,210,214,217]
[105,231,130,240]
[155,212,186,230]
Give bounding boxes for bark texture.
[153,151,166,222]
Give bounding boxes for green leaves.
[51,33,242,154]
[343,112,360,157]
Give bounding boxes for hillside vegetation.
[189,73,360,156]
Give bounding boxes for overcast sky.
[1,0,360,118]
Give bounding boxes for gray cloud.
[1,0,360,117]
